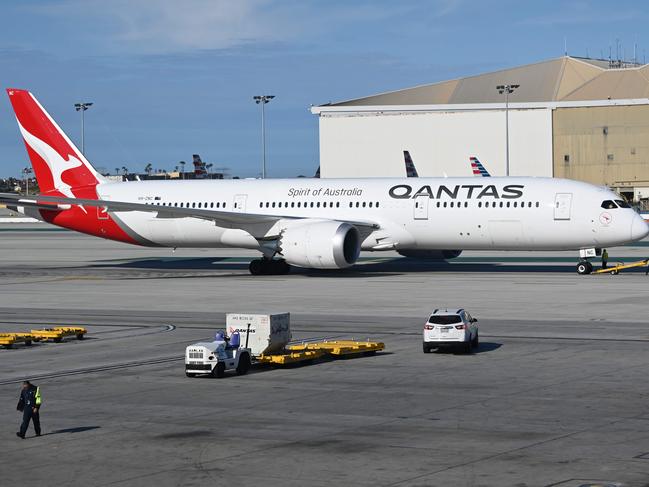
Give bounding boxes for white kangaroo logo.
[18,121,88,212]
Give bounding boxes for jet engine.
[397,249,463,260]
[279,221,361,269]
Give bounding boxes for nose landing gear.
[576,260,593,275]
[249,258,291,275]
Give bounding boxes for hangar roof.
[325,56,649,107]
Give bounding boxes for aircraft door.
[413,194,429,220]
[233,194,247,213]
[97,196,109,220]
[554,193,572,220]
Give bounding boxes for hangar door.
[554,193,572,220]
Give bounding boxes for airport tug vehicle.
[185,313,385,377]
[185,340,252,378]
[423,308,479,354]
[185,313,290,378]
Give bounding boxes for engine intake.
[279,221,361,269]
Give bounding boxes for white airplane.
[2,88,647,275]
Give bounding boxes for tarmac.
[1,224,648,487]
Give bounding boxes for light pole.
[496,84,519,176]
[253,95,275,178]
[74,102,93,155]
[22,167,32,195]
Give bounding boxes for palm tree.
[121,166,128,176]
[114,167,119,175]
[145,163,153,176]
[179,161,186,179]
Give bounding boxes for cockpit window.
[601,200,618,209]
[614,199,631,208]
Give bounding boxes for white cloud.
[34,0,302,53]
[32,0,461,54]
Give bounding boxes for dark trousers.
[19,407,41,436]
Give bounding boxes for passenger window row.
[147,201,227,209]
[432,201,540,208]
[258,201,381,209]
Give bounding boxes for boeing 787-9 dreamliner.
[2,89,647,275]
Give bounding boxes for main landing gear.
[249,258,291,275]
[576,260,593,275]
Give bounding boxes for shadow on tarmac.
[91,256,590,276]
[45,426,101,435]
[432,342,502,355]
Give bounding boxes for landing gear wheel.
[249,259,291,275]
[577,261,592,275]
[275,260,291,275]
[236,353,251,375]
[213,363,225,378]
[249,259,263,275]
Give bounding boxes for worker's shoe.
[16,432,25,439]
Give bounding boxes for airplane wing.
[0,193,380,234]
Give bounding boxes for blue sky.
[0,0,647,178]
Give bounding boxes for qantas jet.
[2,89,647,275]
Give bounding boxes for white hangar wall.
[317,108,553,178]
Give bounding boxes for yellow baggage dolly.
[592,259,648,275]
[0,333,37,348]
[30,326,87,342]
[256,339,385,366]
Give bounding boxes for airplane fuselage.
[25,176,645,253]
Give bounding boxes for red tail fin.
[6,89,105,196]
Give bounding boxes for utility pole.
[253,95,275,178]
[496,84,519,176]
[74,102,93,155]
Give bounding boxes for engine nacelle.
[397,249,463,260]
[279,221,361,269]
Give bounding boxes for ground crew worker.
[16,380,41,438]
[602,249,609,269]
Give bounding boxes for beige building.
[312,56,649,204]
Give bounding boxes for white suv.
[423,308,479,353]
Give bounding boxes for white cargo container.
[225,313,291,356]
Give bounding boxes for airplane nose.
[631,213,649,241]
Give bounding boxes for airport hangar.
[312,56,649,205]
